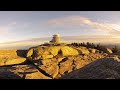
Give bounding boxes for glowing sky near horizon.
[0,11,120,43]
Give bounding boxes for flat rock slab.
[0,57,26,66]
[61,57,120,79]
[0,65,51,79]
[39,63,59,78]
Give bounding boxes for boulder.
[76,47,90,55]
[47,46,61,56]
[105,48,113,54]
[59,59,73,75]
[0,58,26,66]
[41,55,54,59]
[88,48,96,53]
[0,50,18,59]
[41,58,58,65]
[73,59,89,69]
[60,46,79,56]
[26,48,33,58]
[0,50,27,66]
[34,46,50,55]
[29,46,60,60]
[39,63,59,78]
[26,45,79,60]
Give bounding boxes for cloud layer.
[46,16,120,36]
[0,21,30,36]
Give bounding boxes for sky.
[1,11,120,44]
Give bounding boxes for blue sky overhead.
[0,11,120,44]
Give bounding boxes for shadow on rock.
[16,50,28,58]
[18,71,38,79]
[0,59,31,68]
[0,68,22,79]
[61,57,120,79]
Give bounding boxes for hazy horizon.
[0,35,120,49]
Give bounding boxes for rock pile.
[26,46,80,60]
[61,56,120,79]
[0,42,115,79]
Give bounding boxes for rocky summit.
[26,45,79,60]
[0,42,117,79]
[61,56,120,79]
[1,35,120,79]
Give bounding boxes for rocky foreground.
[0,44,120,79]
